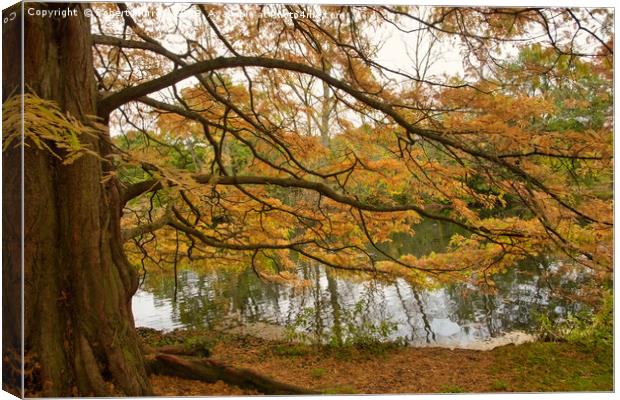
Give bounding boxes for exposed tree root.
[151,344,207,356]
[147,353,319,395]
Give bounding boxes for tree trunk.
[3,4,151,396]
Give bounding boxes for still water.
[132,221,589,348]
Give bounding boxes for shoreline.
[139,321,538,352]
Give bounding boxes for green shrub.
[537,289,612,353]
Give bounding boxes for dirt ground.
[151,374,258,396]
[148,332,612,395]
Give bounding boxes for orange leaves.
[358,211,419,244]
[450,199,479,223]
[108,4,613,285]
[440,88,555,132]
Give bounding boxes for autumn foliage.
[87,5,614,288]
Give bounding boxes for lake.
[132,220,590,349]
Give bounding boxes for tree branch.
[104,57,609,226]
[122,179,162,206]
[122,212,172,241]
[92,34,185,62]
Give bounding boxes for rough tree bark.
[3,3,151,396]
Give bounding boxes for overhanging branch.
[103,57,609,226]
[122,172,527,239]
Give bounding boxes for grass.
[321,385,359,394]
[272,343,311,357]
[489,341,612,392]
[491,379,508,391]
[440,384,466,393]
[267,338,612,393]
[310,368,326,379]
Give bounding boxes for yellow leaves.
[3,93,101,164]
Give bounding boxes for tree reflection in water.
[133,221,591,347]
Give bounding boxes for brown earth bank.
[141,328,612,395]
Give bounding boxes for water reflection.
[132,221,590,348]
